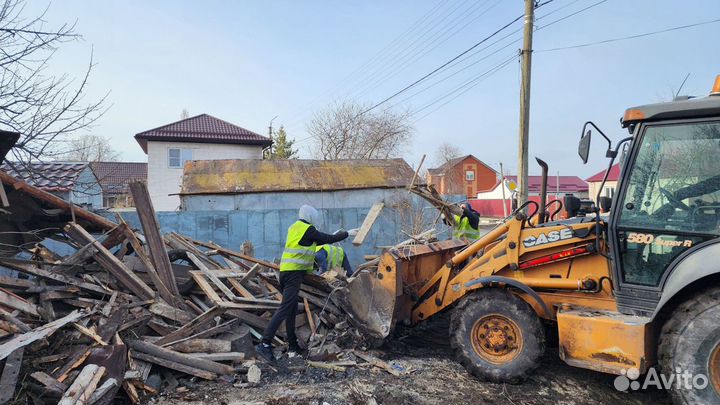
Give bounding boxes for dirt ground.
[149,324,672,405]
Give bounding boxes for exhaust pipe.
[535,157,548,224]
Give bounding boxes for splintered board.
[352,202,384,246]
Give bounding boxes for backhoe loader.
[342,76,720,405]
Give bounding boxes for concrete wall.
[115,201,450,268]
[182,188,411,211]
[147,141,263,211]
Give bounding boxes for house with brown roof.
[90,162,148,208]
[135,114,272,211]
[586,163,621,201]
[0,162,103,209]
[427,155,498,198]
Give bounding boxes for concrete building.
[427,155,498,198]
[135,114,272,211]
[0,162,103,209]
[90,162,148,209]
[586,163,620,202]
[179,158,416,211]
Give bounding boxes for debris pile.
[0,177,378,404]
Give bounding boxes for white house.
[586,163,620,202]
[134,114,272,211]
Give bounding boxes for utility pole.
[517,0,535,209]
[499,162,508,217]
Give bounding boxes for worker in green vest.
[255,204,354,363]
[444,202,481,241]
[315,244,353,276]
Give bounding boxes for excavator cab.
[342,76,720,405]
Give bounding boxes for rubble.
[0,175,383,404]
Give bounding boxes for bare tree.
[433,142,463,166]
[307,100,413,160]
[58,134,120,162]
[0,0,108,165]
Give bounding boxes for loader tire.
[658,287,720,405]
[450,288,544,384]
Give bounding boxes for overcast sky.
[23,0,720,178]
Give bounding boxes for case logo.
[523,228,574,248]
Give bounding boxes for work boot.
[287,341,307,357]
[255,343,275,363]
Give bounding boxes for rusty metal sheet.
[180,159,416,195]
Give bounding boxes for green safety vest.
[280,221,317,272]
[453,214,480,240]
[317,244,344,269]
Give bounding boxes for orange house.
[427,154,498,198]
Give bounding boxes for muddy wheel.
[659,287,720,405]
[450,288,544,383]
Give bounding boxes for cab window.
[617,121,720,285]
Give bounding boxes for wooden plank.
[129,181,179,296]
[0,276,33,290]
[58,364,105,405]
[73,323,108,346]
[226,278,255,299]
[186,238,279,270]
[0,287,38,317]
[64,223,155,300]
[298,291,340,315]
[127,340,234,375]
[238,264,261,285]
[225,309,287,339]
[154,306,224,346]
[0,310,86,361]
[119,218,179,306]
[159,318,237,347]
[0,183,8,208]
[353,202,384,245]
[130,351,216,380]
[187,253,236,301]
[186,352,245,362]
[169,339,231,354]
[29,371,67,397]
[190,271,223,305]
[0,259,107,296]
[0,348,23,404]
[303,298,317,338]
[149,301,193,324]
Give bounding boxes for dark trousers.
[261,270,305,346]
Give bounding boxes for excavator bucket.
[337,239,466,340]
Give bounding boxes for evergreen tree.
[267,126,298,159]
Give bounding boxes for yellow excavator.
[342,76,720,405]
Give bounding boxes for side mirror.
[578,130,591,164]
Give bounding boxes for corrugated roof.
[586,163,620,182]
[180,159,415,195]
[90,162,147,196]
[0,162,91,192]
[134,114,272,153]
[505,175,588,193]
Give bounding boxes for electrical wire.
[536,17,720,52]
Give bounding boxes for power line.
[410,54,517,121]
[536,17,720,52]
[352,0,502,100]
[282,0,455,126]
[534,0,608,30]
[357,14,526,116]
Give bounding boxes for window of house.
[465,170,475,181]
[168,148,193,168]
[604,187,615,198]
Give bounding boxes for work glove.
[347,228,360,236]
